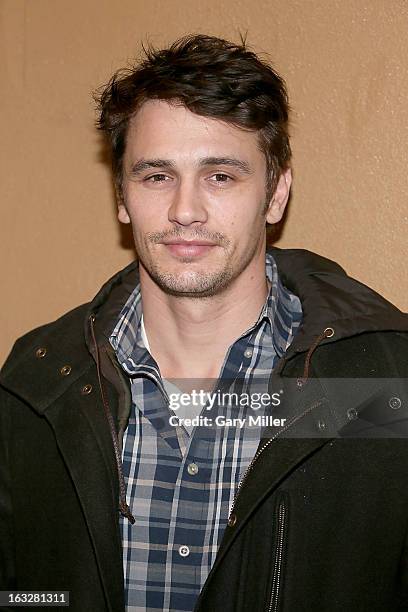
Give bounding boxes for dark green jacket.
[1,248,408,611]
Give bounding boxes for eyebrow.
[129,157,252,175]
[130,159,176,174]
[200,157,252,174]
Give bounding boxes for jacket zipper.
[228,326,333,519]
[225,399,326,612]
[267,500,287,612]
[228,398,325,521]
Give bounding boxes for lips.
[162,240,217,258]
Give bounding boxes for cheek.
[123,196,151,228]
[124,186,168,225]
[226,204,264,233]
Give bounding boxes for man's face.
[119,100,290,298]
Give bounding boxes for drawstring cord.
[89,314,135,525]
[297,326,335,388]
[88,309,332,518]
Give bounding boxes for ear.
[118,203,131,224]
[265,167,292,224]
[116,184,131,224]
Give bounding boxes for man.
[1,34,408,612]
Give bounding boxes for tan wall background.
[1,0,407,365]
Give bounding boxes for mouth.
[161,239,218,258]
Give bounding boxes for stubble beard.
[136,227,263,299]
[146,257,236,298]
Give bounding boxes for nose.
[167,178,208,226]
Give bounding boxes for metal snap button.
[228,513,237,527]
[389,396,401,410]
[35,347,47,359]
[347,408,358,420]
[244,348,253,358]
[178,545,190,557]
[324,327,335,338]
[187,462,199,476]
[60,365,72,376]
[81,384,93,395]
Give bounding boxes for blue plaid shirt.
[109,253,302,611]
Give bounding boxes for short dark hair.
[95,34,291,199]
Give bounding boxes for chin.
[148,265,236,298]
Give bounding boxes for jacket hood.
[2,247,407,415]
[84,247,408,358]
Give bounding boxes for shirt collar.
[110,252,302,367]
[262,252,302,357]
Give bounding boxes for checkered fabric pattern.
[109,253,302,611]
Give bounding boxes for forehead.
[124,99,264,164]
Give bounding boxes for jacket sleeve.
[0,386,16,600]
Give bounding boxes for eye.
[210,173,233,184]
[144,173,171,183]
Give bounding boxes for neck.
[140,254,270,380]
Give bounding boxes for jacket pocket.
[266,495,288,612]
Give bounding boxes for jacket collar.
[271,248,408,353]
[85,246,408,358]
[2,247,407,414]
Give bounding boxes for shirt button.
[187,462,199,476]
[244,348,253,358]
[178,545,190,557]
